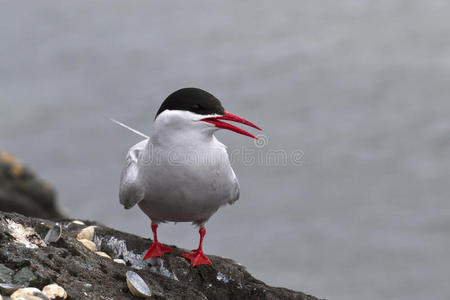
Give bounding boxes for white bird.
[117,88,261,266]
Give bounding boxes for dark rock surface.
[0,153,321,299]
[0,211,321,300]
[0,151,64,220]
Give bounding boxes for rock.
[0,264,14,283]
[42,283,67,300]
[0,211,321,300]
[13,268,37,285]
[0,152,63,220]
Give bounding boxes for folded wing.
[119,139,147,209]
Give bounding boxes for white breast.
[137,136,239,224]
[119,110,240,224]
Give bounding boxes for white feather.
[110,118,149,139]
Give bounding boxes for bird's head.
[153,88,261,140]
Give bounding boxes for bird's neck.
[150,123,215,149]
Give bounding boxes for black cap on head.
[155,88,225,119]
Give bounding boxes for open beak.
[201,110,261,139]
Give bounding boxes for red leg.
[181,226,212,266]
[143,223,173,260]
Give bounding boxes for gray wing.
[227,168,240,205]
[119,139,147,209]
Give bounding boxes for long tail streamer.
[110,118,149,139]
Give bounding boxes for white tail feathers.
[110,118,149,139]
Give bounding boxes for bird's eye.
[192,104,201,110]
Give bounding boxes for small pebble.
[125,271,152,298]
[76,226,95,241]
[42,283,67,300]
[95,252,111,259]
[78,239,97,251]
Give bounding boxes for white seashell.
[11,287,46,300]
[78,239,97,251]
[42,283,67,300]
[95,251,111,259]
[67,221,85,232]
[44,224,62,244]
[76,226,95,241]
[126,271,152,298]
[71,220,85,225]
[113,259,126,265]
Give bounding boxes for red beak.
[201,110,261,139]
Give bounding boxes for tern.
[117,88,261,266]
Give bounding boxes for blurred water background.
[1,1,450,299]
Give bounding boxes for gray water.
[2,1,450,299]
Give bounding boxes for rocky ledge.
[0,152,63,220]
[0,152,321,299]
[0,211,320,300]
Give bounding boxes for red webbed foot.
[143,242,173,259]
[181,249,211,266]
